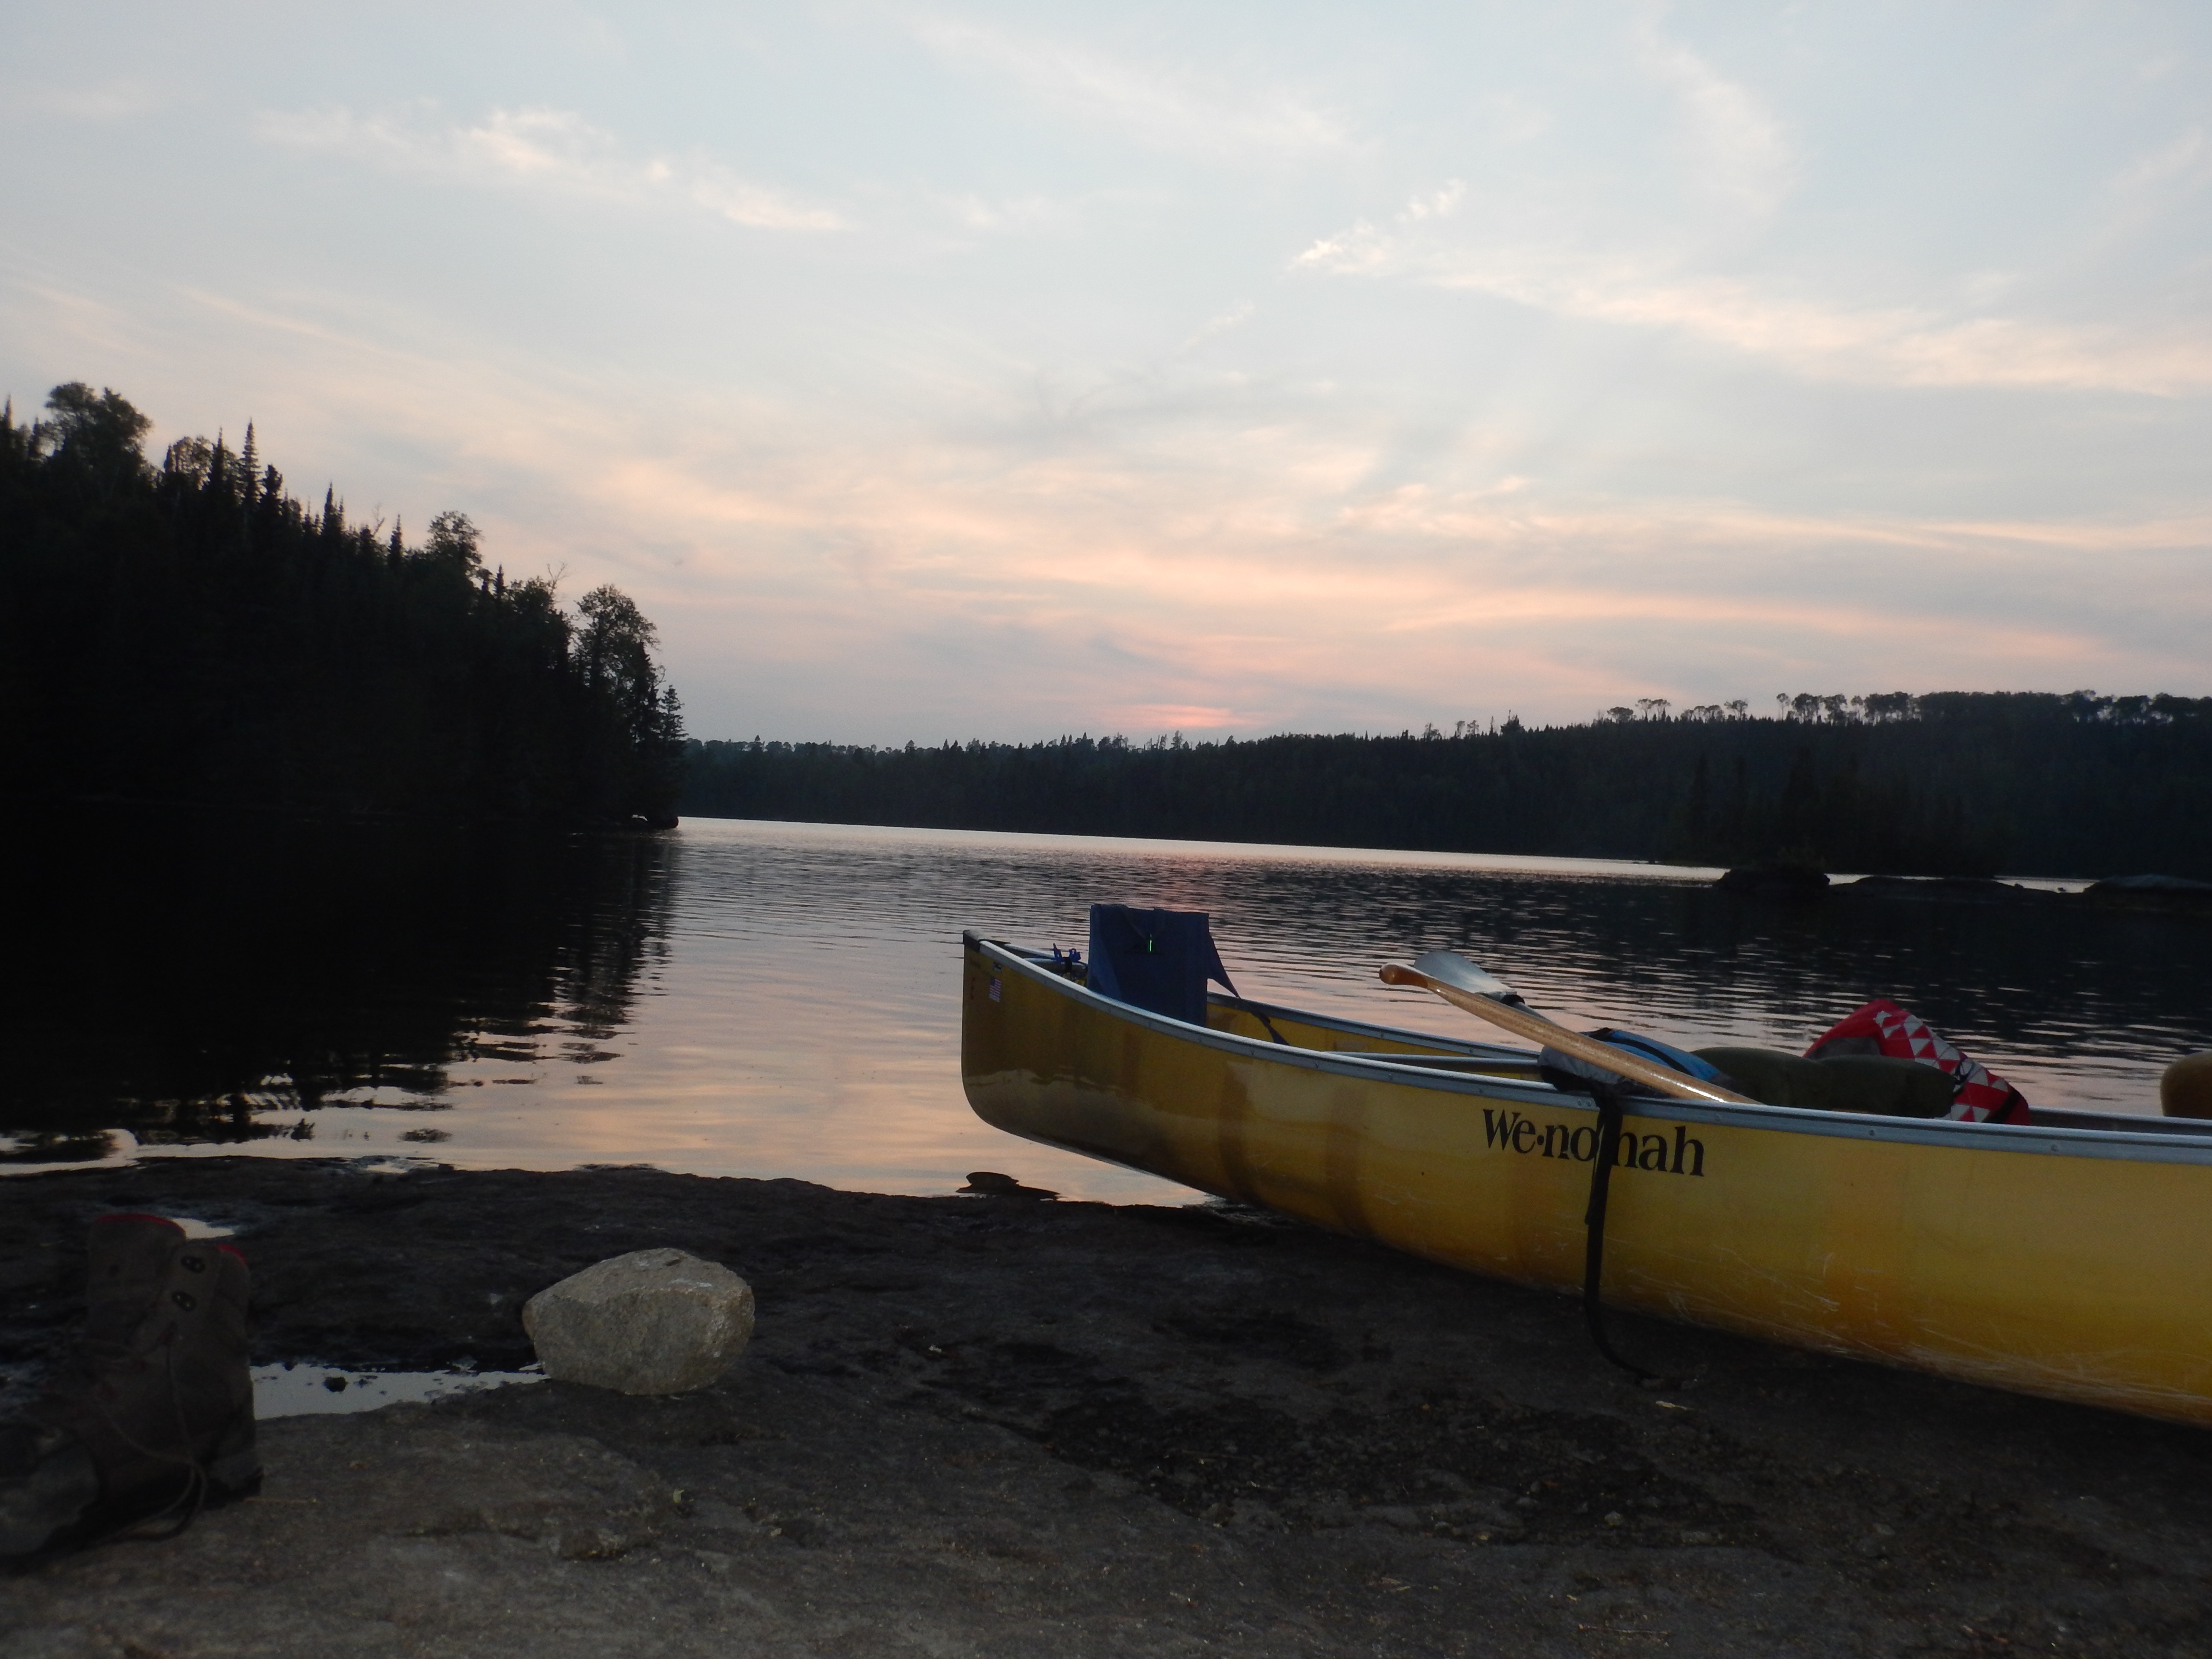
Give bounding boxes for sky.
[5,2,2209,743]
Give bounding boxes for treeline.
[0,384,684,826]
[681,693,2212,878]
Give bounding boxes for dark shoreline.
[6,1158,2210,1656]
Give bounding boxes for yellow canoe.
[960,933,2212,1425]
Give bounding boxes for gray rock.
[522,1248,755,1395]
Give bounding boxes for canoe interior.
[1205,997,1544,1080]
[1010,942,2193,1134]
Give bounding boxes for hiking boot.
[84,1214,192,1357]
[0,1219,259,1561]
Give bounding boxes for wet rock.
[2086,873,2212,914]
[1716,863,1829,897]
[958,1170,1058,1200]
[522,1247,754,1395]
[1841,875,2056,905]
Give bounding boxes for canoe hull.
[961,937,2212,1425]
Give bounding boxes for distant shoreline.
[679,697,2212,883]
[677,811,2212,898]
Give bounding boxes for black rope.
[1581,1083,1665,1385]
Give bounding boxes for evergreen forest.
[682,693,2212,880]
[0,384,684,828]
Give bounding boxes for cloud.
[909,14,1352,162]
[1400,180,1464,222]
[1178,300,1253,352]
[258,103,842,231]
[1633,22,1797,216]
[936,191,1078,233]
[541,367,2208,736]
[2113,126,2210,196]
[1288,21,2207,397]
[2103,124,2212,248]
[25,79,163,122]
[1114,703,1241,731]
[17,242,2199,745]
[1295,194,2212,396]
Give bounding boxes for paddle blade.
[1409,950,1527,1006]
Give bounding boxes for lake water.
[8,817,2209,1202]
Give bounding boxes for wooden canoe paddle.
[1379,951,1756,1106]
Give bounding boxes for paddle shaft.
[1378,963,1756,1106]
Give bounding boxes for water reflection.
[5,815,670,1162]
[5,817,2207,1202]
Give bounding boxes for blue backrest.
[1085,905,1233,1026]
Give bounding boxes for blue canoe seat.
[1084,904,1235,1027]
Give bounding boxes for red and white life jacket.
[1804,999,2032,1125]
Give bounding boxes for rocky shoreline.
[5,1157,2211,1657]
[1716,865,2212,914]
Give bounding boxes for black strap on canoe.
[1582,1083,1663,1385]
[1210,966,1290,1046]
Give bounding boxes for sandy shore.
[3,1157,2210,1657]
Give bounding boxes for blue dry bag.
[1538,1028,1733,1096]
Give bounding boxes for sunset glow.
[6,3,2207,741]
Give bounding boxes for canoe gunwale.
[986,940,1527,1061]
[968,935,2212,1168]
